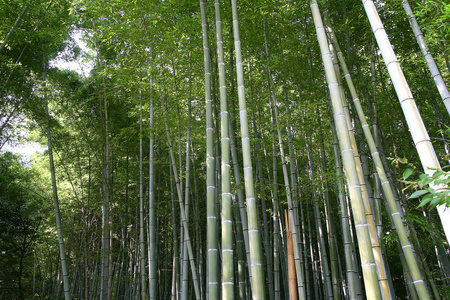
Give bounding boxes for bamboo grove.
[1,0,450,299]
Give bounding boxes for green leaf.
[426,187,436,195]
[422,177,434,186]
[429,198,442,209]
[419,173,428,180]
[409,190,429,199]
[418,194,433,208]
[432,171,444,178]
[403,168,414,180]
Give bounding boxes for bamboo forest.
[2,0,450,299]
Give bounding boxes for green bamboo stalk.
[230,0,266,298]
[297,176,311,300]
[45,94,72,300]
[231,67,252,299]
[199,1,219,298]
[328,25,432,300]
[402,0,450,115]
[139,96,148,300]
[230,113,252,299]
[270,119,281,300]
[213,0,234,297]
[169,152,180,300]
[0,3,29,54]
[306,202,320,299]
[149,83,157,300]
[181,98,192,300]
[252,87,274,300]
[310,1,381,298]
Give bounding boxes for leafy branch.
[402,166,450,209]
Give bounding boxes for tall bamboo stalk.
[139,96,148,300]
[401,0,450,115]
[284,104,306,300]
[230,0,265,298]
[181,100,192,300]
[0,3,29,54]
[213,0,234,297]
[149,83,157,299]
[270,111,282,300]
[362,0,450,244]
[45,89,72,300]
[310,1,381,298]
[199,1,219,298]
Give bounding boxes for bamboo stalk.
[402,0,450,115]
[45,94,72,300]
[328,23,433,300]
[213,0,234,297]
[139,96,148,300]
[0,3,29,54]
[285,211,298,300]
[230,0,266,297]
[199,1,219,298]
[310,1,381,298]
[362,0,450,244]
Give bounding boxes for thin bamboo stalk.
[317,118,340,300]
[402,0,450,115]
[270,120,282,300]
[149,85,157,299]
[252,92,274,300]
[0,3,29,54]
[285,104,306,300]
[181,99,192,300]
[45,97,71,300]
[139,96,148,300]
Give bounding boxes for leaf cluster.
[402,167,450,210]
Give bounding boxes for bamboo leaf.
[418,194,433,208]
[426,187,436,195]
[403,168,414,180]
[409,190,429,199]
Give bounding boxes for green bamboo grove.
[1,0,450,299]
